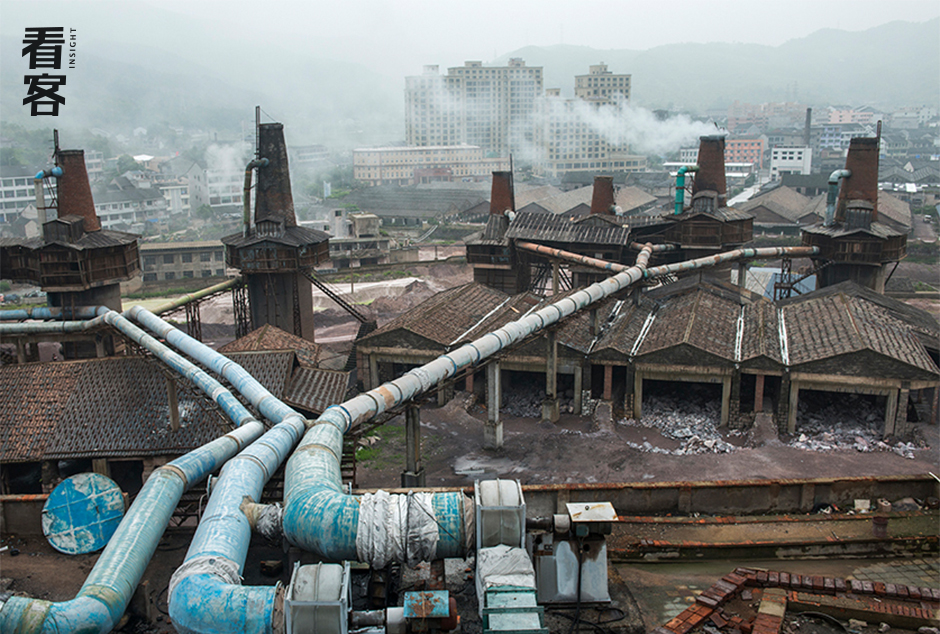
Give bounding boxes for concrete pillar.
[895,388,910,436]
[368,354,379,391]
[884,389,899,438]
[624,365,636,418]
[787,380,800,434]
[15,340,25,364]
[754,374,765,413]
[167,377,180,432]
[41,460,60,494]
[465,372,474,394]
[573,365,583,415]
[551,261,560,295]
[720,375,732,428]
[484,362,503,450]
[92,458,110,478]
[95,335,106,359]
[633,371,644,421]
[437,383,453,406]
[603,365,613,401]
[737,261,748,289]
[542,331,559,423]
[402,404,425,486]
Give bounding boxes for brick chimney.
[55,149,101,232]
[489,171,514,215]
[254,123,296,227]
[590,176,615,215]
[836,137,879,224]
[691,136,727,206]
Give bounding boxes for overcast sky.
[3,0,939,80]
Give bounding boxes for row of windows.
[143,270,225,282]
[142,251,224,266]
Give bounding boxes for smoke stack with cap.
[55,149,101,232]
[590,176,615,215]
[835,137,880,225]
[254,123,296,227]
[490,171,514,215]
[691,136,727,207]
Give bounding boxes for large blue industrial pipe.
[0,306,104,321]
[0,310,266,634]
[674,165,699,214]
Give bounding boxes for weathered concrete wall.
[0,495,47,535]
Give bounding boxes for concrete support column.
[167,377,180,432]
[721,375,732,428]
[465,372,474,394]
[787,379,800,434]
[884,389,900,438]
[402,404,425,486]
[573,365,583,415]
[92,458,110,478]
[368,354,379,391]
[737,261,748,289]
[484,361,503,449]
[542,331,559,423]
[633,370,644,421]
[95,335,106,359]
[41,460,60,494]
[15,340,25,364]
[551,261,560,295]
[603,365,613,401]
[623,364,636,418]
[754,374,765,413]
[895,388,910,436]
[437,383,453,407]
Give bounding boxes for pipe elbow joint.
[169,573,278,634]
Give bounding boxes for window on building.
[183,271,194,278]
[202,270,212,277]
[165,272,175,280]
[216,269,224,276]
[163,254,174,264]
[182,253,192,263]
[143,256,156,266]
[200,252,211,262]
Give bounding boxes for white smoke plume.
[205,142,252,176]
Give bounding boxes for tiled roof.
[504,211,630,246]
[740,301,783,365]
[221,225,329,249]
[782,293,938,374]
[225,351,295,400]
[283,367,350,415]
[465,214,510,246]
[801,220,906,240]
[219,325,320,367]
[737,186,811,224]
[361,282,511,348]
[0,362,85,462]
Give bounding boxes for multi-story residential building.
[727,101,807,133]
[159,177,191,216]
[139,241,228,283]
[353,145,508,186]
[0,166,38,226]
[574,63,630,104]
[405,59,543,156]
[290,144,331,166]
[769,146,812,181]
[827,106,876,125]
[93,177,168,230]
[725,137,767,168]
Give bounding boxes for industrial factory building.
[0,122,937,634]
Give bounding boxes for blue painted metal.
[675,165,699,214]
[404,591,450,618]
[824,169,852,227]
[42,473,125,555]
[0,308,265,634]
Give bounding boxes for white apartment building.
[0,167,38,225]
[353,145,509,186]
[769,146,812,181]
[405,59,543,156]
[574,63,631,104]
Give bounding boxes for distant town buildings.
[769,146,812,181]
[405,59,544,156]
[352,145,508,186]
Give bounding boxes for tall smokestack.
[590,176,615,215]
[254,123,296,227]
[803,108,812,148]
[691,136,727,206]
[836,137,880,224]
[55,150,101,232]
[489,171,514,215]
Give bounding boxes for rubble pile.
[789,393,921,458]
[501,376,579,418]
[617,390,737,456]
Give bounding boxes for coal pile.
[789,392,922,458]
[617,389,736,456]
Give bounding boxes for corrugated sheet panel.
[504,212,630,246]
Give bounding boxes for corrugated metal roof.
[283,367,350,414]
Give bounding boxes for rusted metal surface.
[590,176,616,215]
[490,171,515,215]
[55,149,101,232]
[403,590,451,619]
[837,137,881,223]
[505,211,630,246]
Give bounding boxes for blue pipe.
[675,165,699,214]
[824,169,851,227]
[0,310,265,634]
[0,306,104,321]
